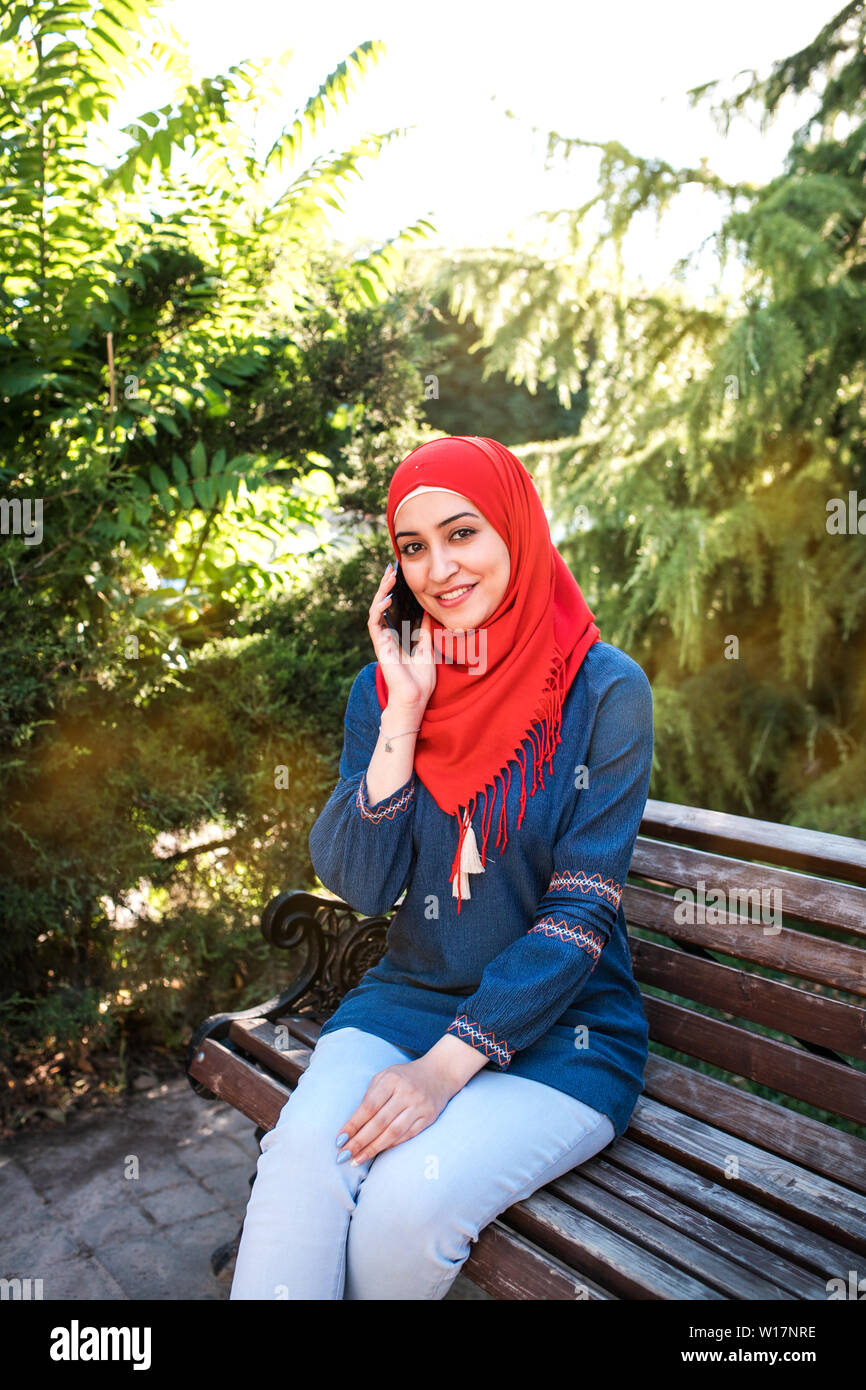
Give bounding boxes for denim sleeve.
[308,664,417,917]
[443,659,653,1069]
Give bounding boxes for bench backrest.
[626,800,866,1130]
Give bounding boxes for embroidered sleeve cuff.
[445,1014,513,1070]
[528,914,607,964]
[547,868,624,911]
[356,770,415,823]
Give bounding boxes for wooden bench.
[186,799,866,1299]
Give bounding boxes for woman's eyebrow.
[395,510,481,540]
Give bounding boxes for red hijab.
[374,436,600,913]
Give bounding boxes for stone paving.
[0,1075,490,1300]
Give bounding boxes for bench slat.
[578,1157,828,1298]
[631,937,866,1060]
[642,1052,866,1194]
[228,1018,311,1086]
[642,995,866,1123]
[466,1220,617,1300]
[277,1014,325,1050]
[604,1138,860,1276]
[502,1187,728,1299]
[628,1096,866,1249]
[639,801,866,887]
[630,838,866,937]
[188,1038,289,1130]
[624,885,866,995]
[550,1169,811,1298]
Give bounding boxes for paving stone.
[165,1207,239,1299]
[199,1161,256,1211]
[39,1254,130,1301]
[137,1180,224,1225]
[0,1199,56,1244]
[119,1155,200,1198]
[95,1235,193,1300]
[0,1158,54,1240]
[229,1129,263,1162]
[51,1169,138,1222]
[174,1133,254,1175]
[69,1197,155,1249]
[164,1207,238,1255]
[15,1129,127,1198]
[0,1156,44,1208]
[205,1107,259,1140]
[0,1221,83,1279]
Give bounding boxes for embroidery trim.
[530,914,606,962]
[356,773,415,823]
[549,868,623,909]
[446,1013,512,1067]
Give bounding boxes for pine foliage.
[427,3,866,831]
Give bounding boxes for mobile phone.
[384,559,424,652]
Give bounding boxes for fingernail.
[336,1149,352,1165]
[336,1132,348,1147]
[350,1156,361,1167]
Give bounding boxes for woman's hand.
[335,1056,462,1167]
[368,563,437,712]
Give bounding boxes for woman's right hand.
[368,564,437,713]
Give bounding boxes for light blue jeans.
[229,1025,616,1300]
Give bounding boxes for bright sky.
[102,0,844,292]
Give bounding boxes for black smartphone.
[383,559,424,652]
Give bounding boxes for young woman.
[230,434,654,1300]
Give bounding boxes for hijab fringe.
[450,646,568,914]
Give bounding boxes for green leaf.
[149,465,170,493]
[155,412,180,437]
[0,368,52,396]
[105,286,130,314]
[128,475,151,500]
[190,441,207,478]
[90,25,126,56]
[171,454,187,485]
[192,477,210,508]
[0,5,28,44]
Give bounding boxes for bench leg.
[210,1125,265,1280]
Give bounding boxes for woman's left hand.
[335,1057,461,1166]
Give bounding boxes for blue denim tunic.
[308,640,654,1139]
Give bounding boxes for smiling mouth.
[435,583,477,601]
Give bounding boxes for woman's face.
[393,489,510,629]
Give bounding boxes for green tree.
[436,1,866,832]
[0,0,433,1121]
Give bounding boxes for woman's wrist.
[381,700,426,732]
[423,1033,489,1092]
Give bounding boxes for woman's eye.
[400,528,476,557]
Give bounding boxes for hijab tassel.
[452,808,485,903]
